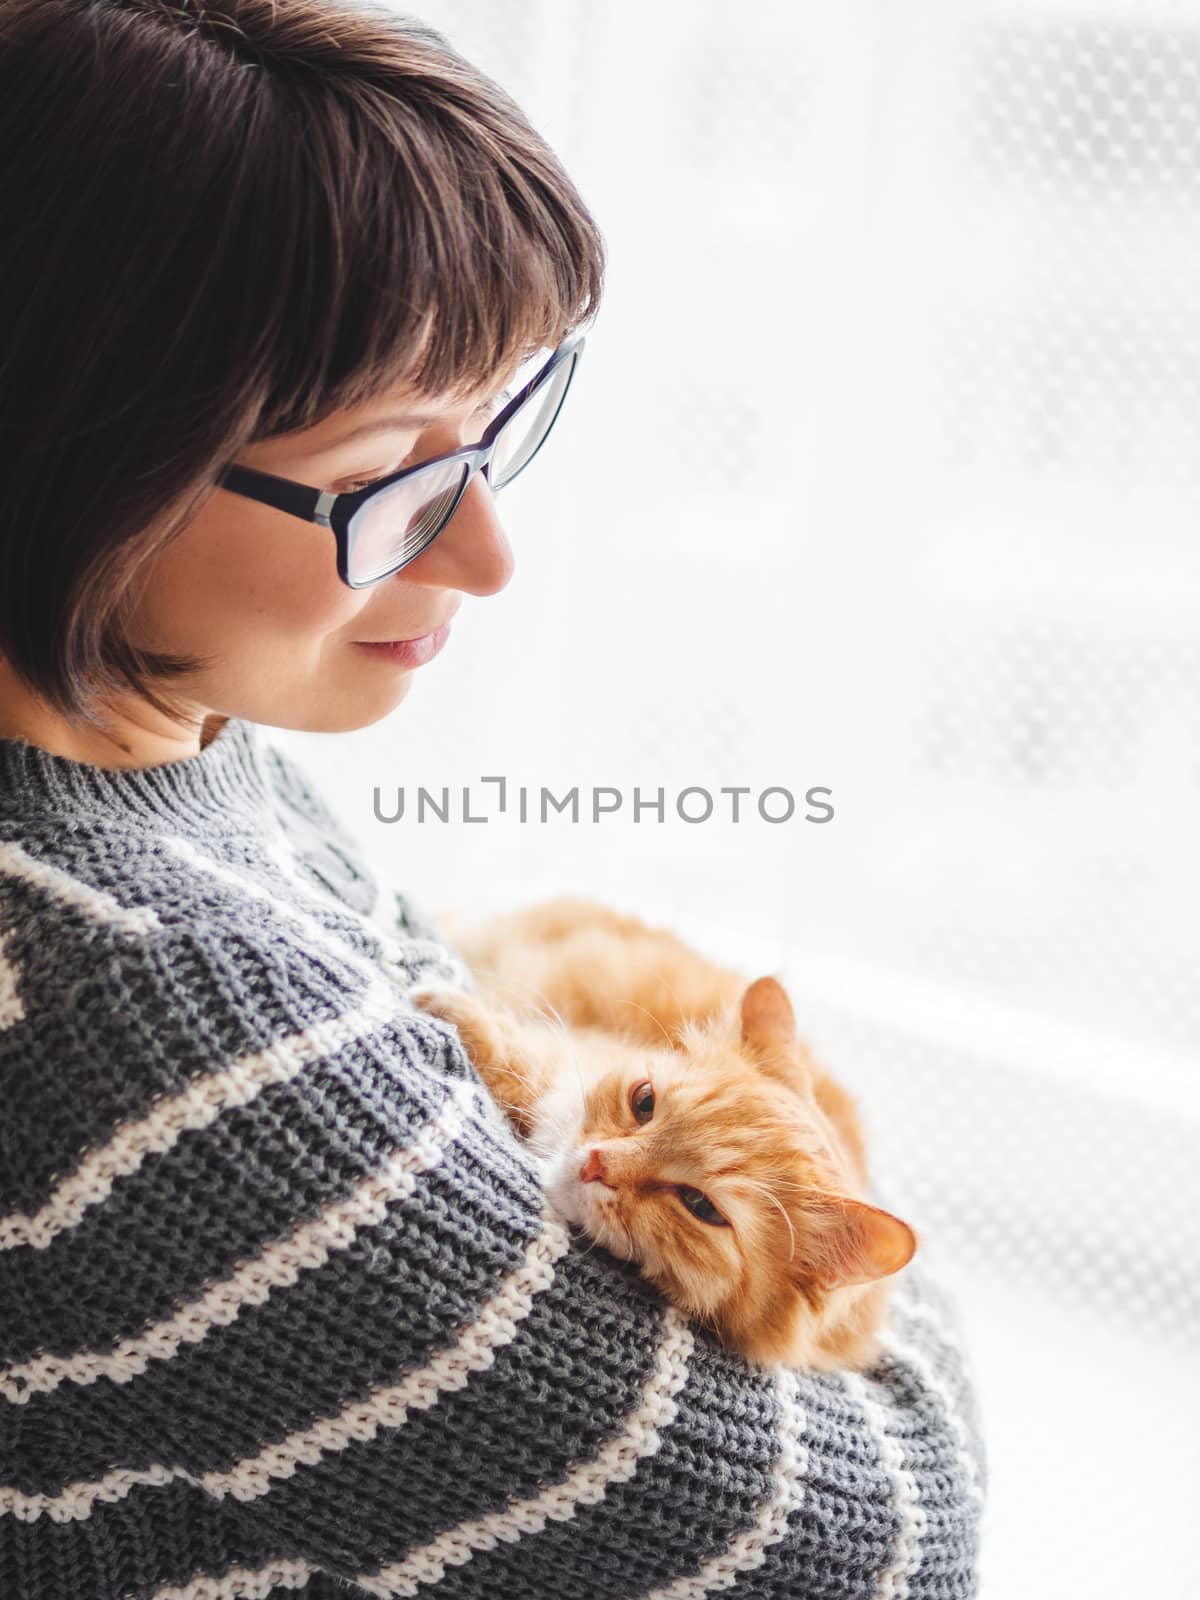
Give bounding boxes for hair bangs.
[247,58,603,441]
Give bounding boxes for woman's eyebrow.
[315,369,519,453]
[321,413,440,449]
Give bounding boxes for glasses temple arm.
[218,463,334,526]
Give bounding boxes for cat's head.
[541,975,917,1366]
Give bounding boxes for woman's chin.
[297,674,417,734]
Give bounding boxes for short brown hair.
[0,0,605,727]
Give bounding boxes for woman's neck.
[0,657,223,769]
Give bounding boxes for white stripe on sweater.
[0,838,157,1036]
[163,828,498,1138]
[0,965,411,1251]
[131,1555,316,1600]
[131,1375,803,1600]
[259,827,471,990]
[253,777,431,961]
[638,1365,809,1600]
[0,1076,482,1405]
[0,826,393,1043]
[841,1367,927,1600]
[164,831,400,979]
[0,839,162,936]
[134,1373,806,1600]
[259,816,390,938]
[879,1303,986,1512]
[167,829,467,994]
[0,1206,572,1523]
[348,1311,696,1600]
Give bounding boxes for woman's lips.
[353,620,452,668]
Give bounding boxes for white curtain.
[276,6,1200,1593]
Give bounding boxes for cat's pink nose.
[579,1148,608,1185]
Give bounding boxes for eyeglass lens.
[344,351,577,585]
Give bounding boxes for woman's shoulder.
[0,795,449,963]
[0,806,479,1199]
[0,807,332,967]
[256,733,460,956]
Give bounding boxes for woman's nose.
[401,471,514,596]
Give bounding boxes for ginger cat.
[411,895,917,1372]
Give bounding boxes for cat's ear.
[800,1194,918,1290]
[740,976,797,1052]
[740,976,817,1097]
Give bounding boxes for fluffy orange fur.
[411,895,917,1372]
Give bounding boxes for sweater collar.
[0,715,277,831]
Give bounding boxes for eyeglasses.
[215,331,584,588]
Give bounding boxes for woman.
[0,4,986,1597]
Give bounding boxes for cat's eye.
[630,1080,655,1124]
[677,1185,729,1227]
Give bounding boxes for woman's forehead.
[256,335,552,458]
[329,347,535,429]
[261,363,514,456]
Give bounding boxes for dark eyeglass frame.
[215,330,585,588]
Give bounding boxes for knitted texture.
[0,716,987,1600]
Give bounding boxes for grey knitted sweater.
[0,715,986,1600]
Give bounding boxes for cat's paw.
[410,982,508,1075]
[409,980,472,1027]
[410,983,546,1142]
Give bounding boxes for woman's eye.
[336,388,513,494]
[677,1186,729,1228]
[630,1080,655,1124]
[338,472,391,495]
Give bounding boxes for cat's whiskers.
[520,1132,560,1161]
[463,966,559,1025]
[468,966,567,1032]
[737,1175,799,1264]
[615,1211,635,1260]
[568,1052,588,1115]
[522,996,590,1116]
[612,997,675,1051]
[493,1093,532,1124]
